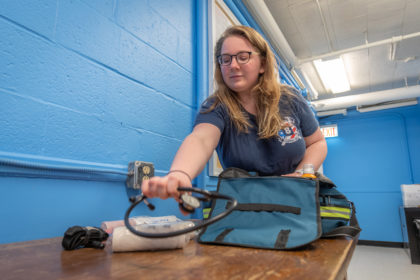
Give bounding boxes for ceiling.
[243,0,420,112]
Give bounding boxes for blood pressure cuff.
[198,168,360,250]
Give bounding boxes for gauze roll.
[131,215,181,225]
[101,216,181,234]
[101,219,134,234]
[111,219,195,252]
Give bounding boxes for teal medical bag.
[198,168,360,250]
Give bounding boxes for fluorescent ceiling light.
[314,57,350,94]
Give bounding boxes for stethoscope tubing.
[124,187,237,238]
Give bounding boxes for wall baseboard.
[358,240,408,248]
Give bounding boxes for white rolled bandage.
[111,217,195,252]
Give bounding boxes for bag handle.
[220,168,336,189]
[218,167,258,179]
[316,172,336,189]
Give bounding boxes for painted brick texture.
[0,0,196,243]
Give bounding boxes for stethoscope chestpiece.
[179,193,201,213]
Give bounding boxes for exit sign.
[321,124,338,138]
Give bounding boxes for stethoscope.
[124,187,237,238]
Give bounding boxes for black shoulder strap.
[218,167,255,179]
[316,172,336,188]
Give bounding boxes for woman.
[142,26,327,208]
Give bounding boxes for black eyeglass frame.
[217,51,257,66]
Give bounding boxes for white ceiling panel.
[403,1,420,33]
[395,37,420,59]
[395,60,420,81]
[367,16,404,42]
[332,19,367,49]
[369,45,398,85]
[288,2,328,47]
[367,0,406,21]
[343,50,370,90]
[256,0,420,101]
[328,0,367,20]
[286,33,313,58]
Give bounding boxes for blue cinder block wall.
[2,0,417,245]
[0,0,200,244]
[319,103,420,243]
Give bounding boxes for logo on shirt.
[278,117,302,146]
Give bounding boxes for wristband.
[167,170,192,182]
[295,169,303,176]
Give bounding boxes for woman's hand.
[140,123,221,215]
[282,172,302,177]
[141,171,193,215]
[141,171,192,199]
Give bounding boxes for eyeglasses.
[217,51,256,66]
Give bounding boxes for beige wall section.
[208,1,239,176]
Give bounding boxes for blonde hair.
[208,25,292,139]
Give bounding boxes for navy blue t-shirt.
[194,91,319,176]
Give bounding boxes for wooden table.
[0,236,358,280]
